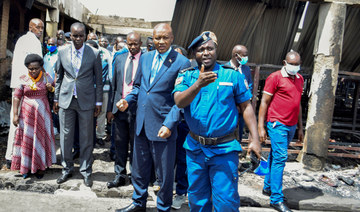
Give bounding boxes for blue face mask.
[47,45,57,53]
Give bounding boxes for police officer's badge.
[175,76,183,86]
[244,79,249,90]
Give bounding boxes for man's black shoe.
[84,176,93,187]
[107,177,125,189]
[96,138,105,146]
[270,202,292,212]
[56,173,72,184]
[115,203,146,212]
[262,189,271,196]
[72,151,80,160]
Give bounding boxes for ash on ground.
[239,152,360,200]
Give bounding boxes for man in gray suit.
[54,22,103,187]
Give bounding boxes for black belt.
[189,129,239,145]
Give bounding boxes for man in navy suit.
[106,32,143,188]
[116,23,191,212]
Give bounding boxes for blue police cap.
[188,31,218,50]
[65,32,71,38]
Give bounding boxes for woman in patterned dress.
[11,54,56,179]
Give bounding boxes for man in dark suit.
[116,23,191,212]
[106,32,142,188]
[54,22,103,187]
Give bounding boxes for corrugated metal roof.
[172,0,304,64]
[171,0,360,73]
[296,3,360,73]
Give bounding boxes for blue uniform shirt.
[173,63,252,158]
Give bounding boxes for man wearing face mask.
[225,45,253,91]
[224,45,253,142]
[43,37,60,138]
[43,37,58,80]
[258,51,304,212]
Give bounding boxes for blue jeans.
[186,150,240,212]
[264,121,296,204]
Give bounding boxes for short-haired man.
[224,44,254,142]
[6,18,44,168]
[54,22,103,187]
[87,32,113,146]
[106,32,143,189]
[258,51,304,212]
[173,31,261,211]
[116,23,191,212]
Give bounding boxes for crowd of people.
[5,18,304,212]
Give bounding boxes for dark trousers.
[175,121,189,195]
[113,112,135,178]
[132,129,177,212]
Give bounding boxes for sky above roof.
[78,0,177,22]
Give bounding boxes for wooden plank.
[251,66,260,109]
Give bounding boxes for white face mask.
[285,62,300,75]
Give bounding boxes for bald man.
[115,23,191,212]
[224,45,254,142]
[258,51,304,212]
[6,18,44,168]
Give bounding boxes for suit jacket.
[107,52,141,118]
[224,61,253,92]
[125,49,191,141]
[55,44,103,110]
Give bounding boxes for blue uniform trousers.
[175,121,189,195]
[186,150,240,212]
[131,129,176,212]
[264,121,296,204]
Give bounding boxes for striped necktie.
[72,50,81,71]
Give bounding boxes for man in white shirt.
[6,18,44,167]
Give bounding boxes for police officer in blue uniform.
[172,31,262,212]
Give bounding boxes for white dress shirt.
[122,52,141,98]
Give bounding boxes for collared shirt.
[122,51,141,98]
[43,49,58,80]
[11,31,43,89]
[229,60,253,92]
[152,47,172,71]
[263,67,303,126]
[70,43,102,106]
[71,42,85,75]
[173,63,252,158]
[71,43,84,98]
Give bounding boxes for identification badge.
[219,82,233,86]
